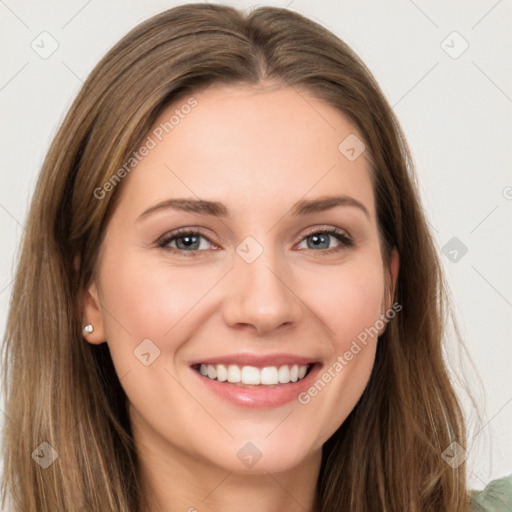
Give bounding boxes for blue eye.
[297,227,353,253]
[158,229,214,255]
[157,226,353,256]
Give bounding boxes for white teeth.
[227,364,241,383]
[207,365,216,380]
[260,366,278,385]
[241,366,260,385]
[278,365,290,384]
[290,364,299,382]
[197,363,310,385]
[216,364,228,382]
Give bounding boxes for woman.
[1,3,510,511]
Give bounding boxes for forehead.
[114,84,375,221]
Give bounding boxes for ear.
[82,281,107,345]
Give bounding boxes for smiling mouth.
[192,363,313,386]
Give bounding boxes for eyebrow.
[137,194,370,221]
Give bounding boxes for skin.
[83,83,399,512]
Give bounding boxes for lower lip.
[192,364,322,409]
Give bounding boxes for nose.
[222,246,303,336]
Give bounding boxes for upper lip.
[189,352,319,368]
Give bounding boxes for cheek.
[98,248,216,344]
[292,255,385,434]
[298,256,385,348]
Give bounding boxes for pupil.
[178,235,199,250]
[310,233,329,249]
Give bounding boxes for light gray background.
[1,0,511,491]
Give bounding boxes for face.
[83,84,399,476]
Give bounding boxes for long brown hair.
[1,3,484,511]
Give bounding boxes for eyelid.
[299,225,351,241]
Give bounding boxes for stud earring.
[83,324,94,335]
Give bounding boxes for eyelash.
[157,226,354,257]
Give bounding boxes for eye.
[158,229,216,256]
[157,226,353,257]
[296,227,353,254]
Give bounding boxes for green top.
[470,475,512,511]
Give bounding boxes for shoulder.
[470,474,512,511]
